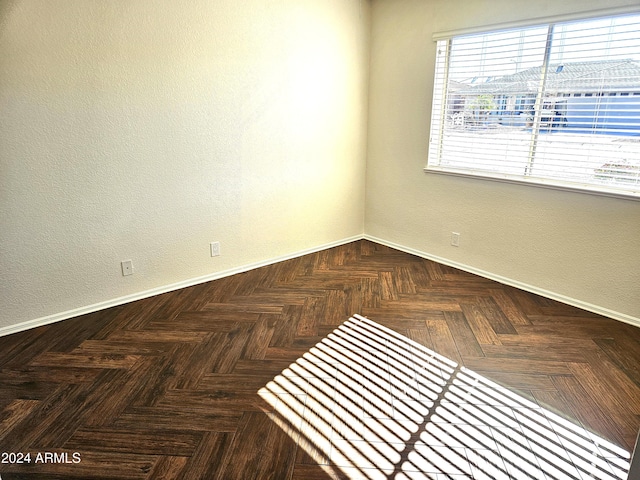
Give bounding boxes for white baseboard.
[3,233,637,337]
[364,234,640,329]
[0,235,364,338]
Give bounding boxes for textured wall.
[0,0,370,330]
[366,0,640,321]
[3,0,638,332]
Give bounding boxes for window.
[427,13,640,199]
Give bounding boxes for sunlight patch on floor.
[259,315,630,480]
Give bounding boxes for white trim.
[0,235,364,338]
[423,167,640,202]
[3,233,637,337]
[363,234,640,329]
[432,6,640,40]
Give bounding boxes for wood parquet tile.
[0,239,638,479]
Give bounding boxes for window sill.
[423,166,640,202]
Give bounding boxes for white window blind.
[427,13,640,199]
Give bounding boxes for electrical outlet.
[451,232,460,247]
[121,260,134,276]
[210,241,220,257]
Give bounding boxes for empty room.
[1,0,639,479]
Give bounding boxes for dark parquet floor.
[0,240,638,479]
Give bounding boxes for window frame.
[425,10,640,201]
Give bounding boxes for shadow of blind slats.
[258,314,630,479]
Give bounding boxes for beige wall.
[0,0,370,331]
[366,0,640,323]
[2,0,639,334]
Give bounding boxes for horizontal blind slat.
[427,12,640,199]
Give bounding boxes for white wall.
[0,0,370,331]
[2,0,639,334]
[366,0,640,323]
